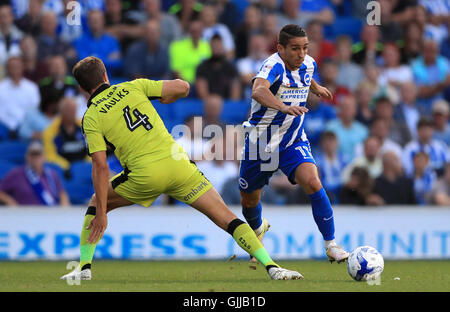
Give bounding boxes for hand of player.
[87,214,108,244]
[314,86,333,100]
[280,105,309,116]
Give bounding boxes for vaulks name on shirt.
[93,86,130,113]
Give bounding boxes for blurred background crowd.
[0,0,448,207]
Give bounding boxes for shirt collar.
[87,83,110,108]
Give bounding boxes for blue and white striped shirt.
[244,52,317,152]
[402,139,450,176]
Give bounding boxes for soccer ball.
[347,246,384,281]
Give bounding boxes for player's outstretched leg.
[191,187,302,280]
[241,189,271,262]
[61,186,133,281]
[294,163,349,263]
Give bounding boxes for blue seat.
[0,161,15,180]
[44,163,65,182]
[324,17,363,42]
[64,180,94,205]
[170,99,204,123]
[221,100,250,124]
[69,161,92,183]
[0,141,28,165]
[151,99,172,121]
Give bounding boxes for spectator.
[339,167,372,206]
[351,0,373,19]
[429,162,450,206]
[200,4,235,59]
[14,0,43,37]
[0,3,23,64]
[352,24,383,65]
[39,55,78,112]
[326,94,369,163]
[236,33,269,100]
[174,115,209,161]
[56,0,86,43]
[419,0,449,44]
[305,19,335,67]
[355,118,403,160]
[277,0,320,30]
[315,131,347,204]
[431,99,450,145]
[195,34,240,100]
[130,0,182,48]
[373,96,411,146]
[36,10,77,67]
[74,9,122,75]
[370,151,416,205]
[215,0,240,32]
[0,141,70,206]
[378,0,404,42]
[411,39,450,115]
[354,81,375,126]
[335,35,364,92]
[440,23,450,60]
[261,12,278,54]
[303,92,336,151]
[202,94,225,129]
[234,4,261,59]
[378,43,413,90]
[412,152,437,205]
[20,35,48,82]
[103,0,142,53]
[318,58,351,106]
[123,19,170,80]
[42,97,88,171]
[0,56,40,136]
[299,0,335,26]
[168,0,203,33]
[169,19,210,84]
[402,117,450,177]
[342,135,383,183]
[393,81,421,140]
[400,21,424,64]
[18,88,60,141]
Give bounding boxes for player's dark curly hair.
[278,24,307,47]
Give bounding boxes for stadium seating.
[221,100,250,124]
[0,161,16,180]
[69,161,93,184]
[324,17,363,42]
[0,141,28,165]
[63,180,94,205]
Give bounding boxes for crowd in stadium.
[0,0,448,207]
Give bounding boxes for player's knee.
[303,176,322,194]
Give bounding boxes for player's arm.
[159,79,190,104]
[87,150,109,244]
[252,78,309,116]
[310,78,333,100]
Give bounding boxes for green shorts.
[111,153,212,207]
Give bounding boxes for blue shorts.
[239,138,316,193]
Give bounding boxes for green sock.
[79,206,98,270]
[228,219,279,270]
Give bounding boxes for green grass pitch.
[1,260,449,292]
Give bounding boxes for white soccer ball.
[347,246,384,281]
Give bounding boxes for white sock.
[324,239,337,249]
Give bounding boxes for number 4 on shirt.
[123,105,153,132]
